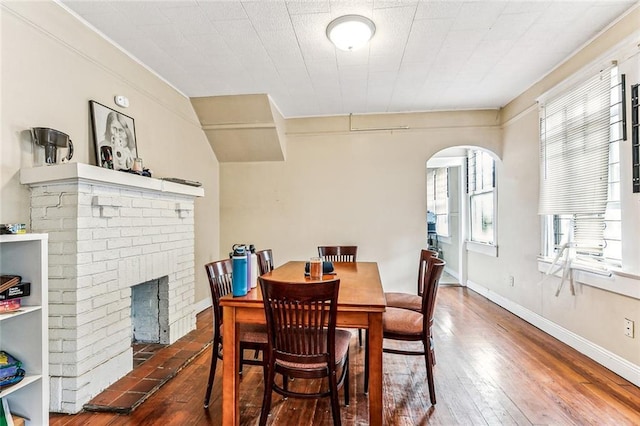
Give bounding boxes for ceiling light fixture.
[326,15,376,51]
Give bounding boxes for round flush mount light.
[326,15,376,51]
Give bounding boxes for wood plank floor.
[50,286,640,425]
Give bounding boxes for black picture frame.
[90,100,138,170]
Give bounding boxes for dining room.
[2,1,640,425]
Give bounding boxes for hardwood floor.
[50,286,640,425]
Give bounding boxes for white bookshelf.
[0,234,48,424]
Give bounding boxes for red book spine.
[0,298,21,313]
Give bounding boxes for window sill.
[537,258,640,300]
[466,241,498,257]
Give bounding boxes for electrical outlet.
[624,318,634,338]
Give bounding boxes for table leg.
[368,312,383,426]
[222,306,240,425]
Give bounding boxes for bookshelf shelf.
[0,234,49,424]
[0,306,42,322]
[0,374,42,399]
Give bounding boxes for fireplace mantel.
[20,163,204,197]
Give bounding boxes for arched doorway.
[426,146,501,286]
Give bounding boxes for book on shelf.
[0,351,26,394]
[0,352,22,381]
[0,299,20,314]
[0,276,21,294]
[0,283,30,301]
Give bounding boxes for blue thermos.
[232,244,248,296]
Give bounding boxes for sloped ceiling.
[191,94,287,162]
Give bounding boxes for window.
[467,150,495,244]
[427,167,449,237]
[540,65,622,267]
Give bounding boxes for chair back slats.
[204,258,233,327]
[417,249,440,296]
[260,278,339,366]
[318,246,357,263]
[256,249,274,275]
[422,259,446,326]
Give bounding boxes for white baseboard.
[194,297,212,314]
[466,280,640,387]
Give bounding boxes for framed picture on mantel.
[90,100,137,170]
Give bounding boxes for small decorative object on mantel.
[31,127,74,166]
[132,157,143,172]
[90,100,138,171]
[123,157,151,176]
[161,177,202,187]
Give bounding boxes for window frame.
[466,149,497,251]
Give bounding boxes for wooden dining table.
[220,260,387,425]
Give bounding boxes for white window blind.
[539,67,612,216]
[539,65,620,259]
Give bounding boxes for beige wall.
[0,2,220,304]
[495,8,640,365]
[220,111,502,293]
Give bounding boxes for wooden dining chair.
[384,249,439,312]
[255,248,274,275]
[365,258,446,405]
[317,245,363,345]
[318,245,358,263]
[203,259,268,409]
[258,277,351,426]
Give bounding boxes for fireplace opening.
[131,276,170,344]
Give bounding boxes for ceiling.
[60,0,637,118]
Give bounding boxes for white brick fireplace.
[21,163,204,413]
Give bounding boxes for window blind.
[539,68,612,216]
[539,66,618,258]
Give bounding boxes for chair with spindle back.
[384,249,439,312]
[318,246,363,345]
[258,277,351,426]
[203,258,267,409]
[365,258,446,405]
[318,245,358,263]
